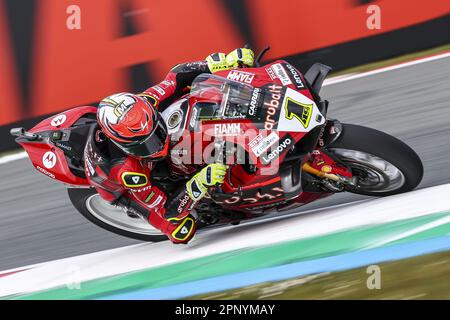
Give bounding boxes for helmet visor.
[113,115,168,159]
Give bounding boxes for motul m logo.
[51,114,67,127]
[42,151,57,169]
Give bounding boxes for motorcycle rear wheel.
[68,188,168,242]
[327,124,423,196]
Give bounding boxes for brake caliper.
[302,150,354,192]
[308,151,352,178]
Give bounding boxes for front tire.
[68,188,168,242]
[327,124,423,196]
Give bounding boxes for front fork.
[302,161,340,182]
[302,151,355,192]
[302,120,355,191]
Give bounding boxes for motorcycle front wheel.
[327,123,424,197]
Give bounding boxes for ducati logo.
[51,114,67,127]
[42,151,57,169]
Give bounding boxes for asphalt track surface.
[0,56,449,271]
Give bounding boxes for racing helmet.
[97,93,169,160]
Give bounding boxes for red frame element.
[19,106,97,187]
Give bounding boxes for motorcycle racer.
[83,48,255,244]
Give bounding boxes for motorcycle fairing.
[162,71,327,209]
[182,74,325,169]
[276,87,326,133]
[16,106,97,186]
[14,60,333,214]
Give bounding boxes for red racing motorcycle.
[11,50,424,242]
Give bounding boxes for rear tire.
[327,124,423,196]
[68,188,168,242]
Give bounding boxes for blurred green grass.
[190,250,450,300]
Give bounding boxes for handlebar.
[243,43,271,68]
[255,46,270,67]
[10,127,40,141]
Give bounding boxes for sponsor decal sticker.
[242,187,285,204]
[186,61,204,70]
[171,149,188,156]
[248,87,262,117]
[249,134,264,149]
[260,134,293,165]
[51,114,67,127]
[214,123,241,136]
[264,84,283,130]
[160,80,174,89]
[112,101,134,119]
[277,88,325,132]
[121,172,148,188]
[55,142,72,152]
[284,98,313,129]
[189,107,199,130]
[177,194,191,213]
[250,132,280,157]
[130,186,152,193]
[153,85,166,95]
[113,102,127,118]
[102,94,136,119]
[227,70,255,84]
[283,63,304,89]
[265,67,276,80]
[271,63,292,86]
[36,166,55,179]
[42,151,57,169]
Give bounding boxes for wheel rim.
[85,194,163,236]
[328,148,406,193]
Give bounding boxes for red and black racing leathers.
[84,61,210,244]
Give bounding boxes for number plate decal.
[277,88,325,132]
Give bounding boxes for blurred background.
[0,0,448,151]
[0,0,449,300]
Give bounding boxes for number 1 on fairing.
[284,97,313,129]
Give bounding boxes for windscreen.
[190,74,256,120]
